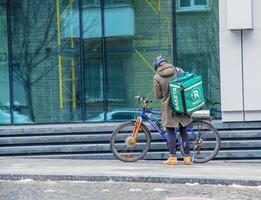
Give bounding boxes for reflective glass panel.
[0,0,10,124]
[105,0,173,121]
[195,0,207,6]
[180,0,191,7]
[176,0,221,118]
[10,0,82,123]
[83,0,104,122]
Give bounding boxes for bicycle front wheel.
[110,121,151,162]
[179,120,221,163]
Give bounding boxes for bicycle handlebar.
[135,94,151,103]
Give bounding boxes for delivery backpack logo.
[191,88,201,101]
[172,86,181,111]
[170,71,205,115]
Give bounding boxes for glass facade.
[177,0,209,11]
[83,0,104,121]
[0,0,220,124]
[10,0,82,123]
[104,0,173,121]
[176,0,220,118]
[0,0,10,124]
[85,0,173,122]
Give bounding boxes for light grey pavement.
[0,158,261,186]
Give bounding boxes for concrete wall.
[219,0,261,122]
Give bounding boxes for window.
[106,0,133,5]
[85,0,133,6]
[177,0,209,12]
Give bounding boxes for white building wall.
[219,0,261,122]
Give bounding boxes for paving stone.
[1,181,261,200]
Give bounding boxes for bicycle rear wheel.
[179,120,221,163]
[110,121,151,162]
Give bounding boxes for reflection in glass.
[176,0,221,118]
[195,0,207,6]
[10,0,82,123]
[180,0,191,7]
[105,0,173,121]
[83,0,104,122]
[2,0,221,124]
[0,0,11,124]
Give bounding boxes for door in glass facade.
[0,0,10,124]
[9,0,82,123]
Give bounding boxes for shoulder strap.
[174,67,185,77]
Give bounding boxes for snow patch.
[67,181,88,184]
[44,190,56,193]
[153,188,165,192]
[17,179,34,183]
[129,188,142,192]
[229,184,261,190]
[185,182,199,186]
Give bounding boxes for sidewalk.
[0,158,261,186]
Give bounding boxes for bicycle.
[110,94,221,163]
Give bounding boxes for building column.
[219,0,261,122]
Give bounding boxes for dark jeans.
[166,125,190,156]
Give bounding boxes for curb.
[1,174,260,186]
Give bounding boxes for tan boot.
[184,156,192,165]
[163,155,178,165]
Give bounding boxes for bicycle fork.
[130,117,142,145]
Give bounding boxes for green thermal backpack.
[169,69,205,115]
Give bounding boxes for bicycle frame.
[138,107,199,147]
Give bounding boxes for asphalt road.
[0,180,261,200]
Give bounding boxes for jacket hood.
[156,63,175,78]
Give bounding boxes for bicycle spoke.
[179,120,220,163]
[110,121,151,162]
